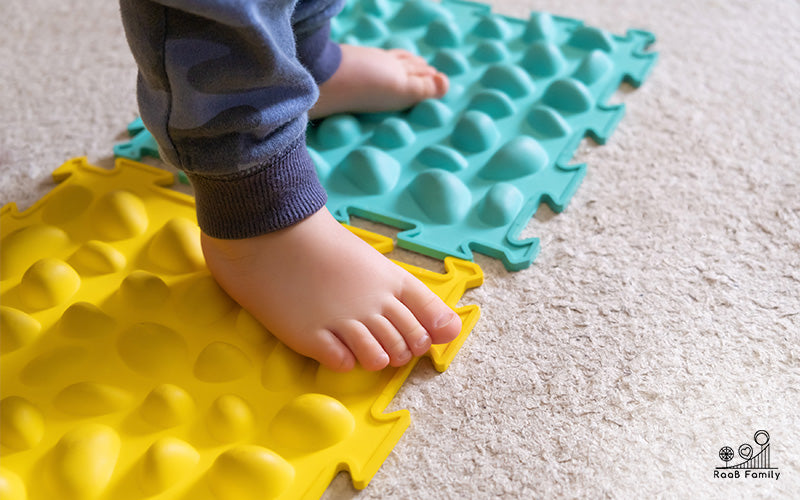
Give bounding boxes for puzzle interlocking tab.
[0,158,482,500]
[114,0,657,270]
[113,117,158,163]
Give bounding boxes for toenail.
[398,350,412,362]
[415,335,430,350]
[434,310,457,329]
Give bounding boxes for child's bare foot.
[200,45,453,371]
[309,45,449,119]
[201,207,461,372]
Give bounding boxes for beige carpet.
[2,0,798,498]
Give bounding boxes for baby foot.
[201,207,462,372]
[309,44,449,119]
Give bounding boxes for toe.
[392,49,444,81]
[406,70,449,100]
[406,73,444,102]
[407,63,438,77]
[401,54,436,73]
[398,275,461,345]
[432,72,449,98]
[366,315,414,366]
[308,330,356,372]
[385,299,431,357]
[332,321,391,371]
[389,48,420,61]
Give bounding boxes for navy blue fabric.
[119,0,345,238]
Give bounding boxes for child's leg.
[120,0,458,372]
[200,3,456,371]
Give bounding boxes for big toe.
[431,72,449,98]
[406,72,449,103]
[399,275,461,345]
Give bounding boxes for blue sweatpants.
[119,0,346,239]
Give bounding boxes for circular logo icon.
[754,430,770,446]
[719,446,734,462]
[739,444,753,460]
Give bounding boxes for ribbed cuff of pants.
[187,136,328,239]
